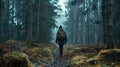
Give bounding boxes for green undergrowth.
[0,40,57,67]
[64,45,120,67]
[2,51,33,67]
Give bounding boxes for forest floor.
[0,40,120,67]
[47,48,69,67]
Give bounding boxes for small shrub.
[2,51,33,67]
[25,38,33,45]
[5,40,18,45]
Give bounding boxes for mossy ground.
[63,45,120,67]
[2,51,34,67]
[0,40,120,67]
[0,40,57,67]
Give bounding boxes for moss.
[71,55,87,61]
[44,47,52,54]
[0,43,57,66]
[5,40,18,45]
[69,55,88,67]
[3,51,33,67]
[97,49,120,62]
[3,51,28,62]
[72,47,81,54]
[79,49,120,65]
[65,45,120,66]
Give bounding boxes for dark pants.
[58,40,66,57]
[59,44,64,57]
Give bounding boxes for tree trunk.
[102,0,114,49]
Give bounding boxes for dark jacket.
[56,29,67,45]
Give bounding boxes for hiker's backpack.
[57,30,65,39]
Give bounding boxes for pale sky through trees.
[55,0,68,27]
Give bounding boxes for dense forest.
[0,0,58,43]
[0,0,120,67]
[67,0,120,48]
[0,0,119,46]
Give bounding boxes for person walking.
[56,25,67,57]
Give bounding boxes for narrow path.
[47,48,69,67]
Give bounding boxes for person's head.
[59,25,63,30]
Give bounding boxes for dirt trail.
[47,48,69,67]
